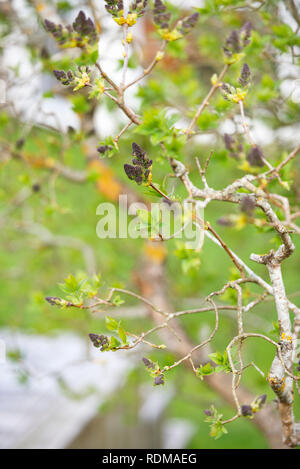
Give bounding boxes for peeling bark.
[136,248,287,449]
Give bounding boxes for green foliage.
[196,110,220,131]
[112,295,125,307]
[197,362,215,380]
[135,109,186,158]
[2,0,300,449]
[272,24,300,52]
[208,351,232,374]
[58,272,100,305]
[204,405,228,440]
[105,315,119,331]
[106,315,128,345]
[174,242,201,274]
[142,357,165,386]
[269,321,280,339]
[136,208,161,237]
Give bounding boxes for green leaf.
[197,362,215,380]
[109,336,121,349]
[118,325,127,344]
[59,274,80,293]
[105,316,119,331]
[135,108,180,148]
[210,421,228,440]
[270,321,280,338]
[208,351,224,365]
[208,351,231,373]
[112,295,125,306]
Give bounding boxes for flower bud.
[142,357,155,369]
[247,145,264,167]
[241,405,253,417]
[154,374,164,385]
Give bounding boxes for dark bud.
[238,63,251,87]
[217,217,233,227]
[142,357,155,369]
[159,22,169,29]
[131,0,148,16]
[240,195,255,215]
[223,133,235,151]
[44,19,56,33]
[257,394,267,406]
[53,69,65,80]
[97,145,109,154]
[225,29,241,54]
[32,183,40,193]
[132,143,152,169]
[45,296,61,306]
[89,333,108,349]
[134,166,143,176]
[221,83,231,94]
[53,69,74,86]
[204,409,212,416]
[241,405,253,417]
[186,12,199,26]
[296,366,300,372]
[135,175,143,185]
[240,21,252,46]
[73,11,86,32]
[221,83,232,101]
[154,374,165,386]
[154,12,171,25]
[72,10,97,44]
[251,393,267,412]
[247,145,264,167]
[105,1,118,16]
[180,12,199,33]
[124,163,136,181]
[45,296,73,307]
[40,47,49,59]
[125,143,152,185]
[154,0,166,14]
[132,142,146,160]
[223,47,232,58]
[153,0,170,28]
[16,138,25,149]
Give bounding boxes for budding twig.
[186,64,229,137]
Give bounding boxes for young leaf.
[105,315,119,331]
[118,325,127,344]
